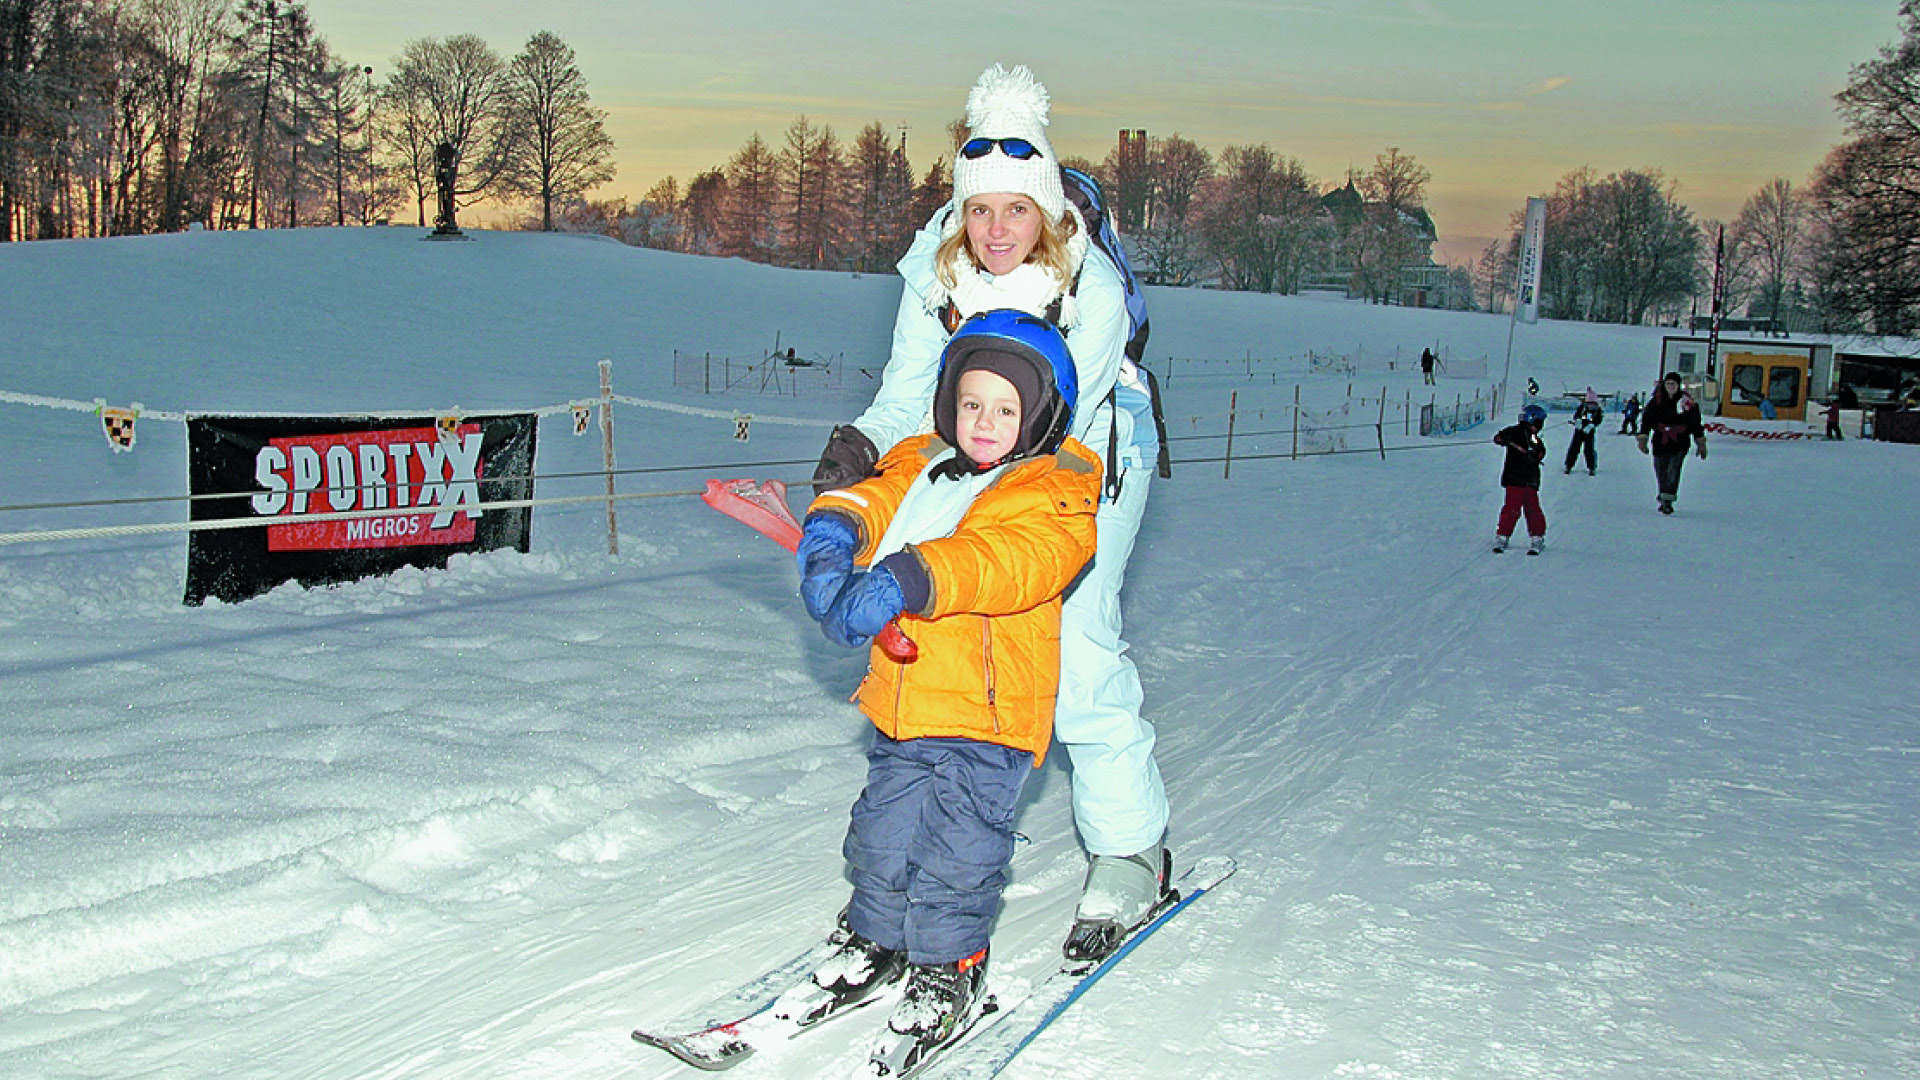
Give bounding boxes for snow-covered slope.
[2,228,1915,1079]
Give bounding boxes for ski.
[914,855,1238,1080]
[630,938,843,1071]
[863,987,1004,1078]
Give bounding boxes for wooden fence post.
[1224,390,1238,480]
[1291,384,1301,460]
[599,360,619,556]
[1377,385,1388,460]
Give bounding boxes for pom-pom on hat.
[952,64,1068,227]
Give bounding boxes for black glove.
[812,425,880,496]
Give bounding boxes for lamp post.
[362,66,375,225]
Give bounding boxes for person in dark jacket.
[1619,392,1641,434]
[1492,404,1549,553]
[1636,372,1707,515]
[1564,388,1604,475]
[1828,384,1859,440]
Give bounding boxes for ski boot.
[1063,844,1173,963]
[1527,534,1546,556]
[772,922,907,1029]
[867,949,989,1077]
[1492,533,1511,554]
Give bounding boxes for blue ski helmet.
[935,309,1079,463]
[1520,403,1548,426]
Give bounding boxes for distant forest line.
[5,0,1917,333]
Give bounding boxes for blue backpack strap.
[1058,167,1170,484]
[1060,166,1150,365]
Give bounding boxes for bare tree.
[1475,239,1512,313]
[1591,169,1702,325]
[1349,146,1435,303]
[911,156,948,227]
[135,0,237,232]
[1197,144,1329,294]
[682,167,725,255]
[721,131,779,260]
[1808,0,1920,335]
[225,0,312,228]
[383,34,514,226]
[1150,133,1211,227]
[372,59,432,225]
[1515,166,1700,324]
[1361,145,1429,216]
[2,0,110,239]
[309,52,373,225]
[620,174,681,250]
[1126,133,1212,286]
[500,30,612,231]
[1533,167,1598,320]
[778,114,842,267]
[847,120,914,272]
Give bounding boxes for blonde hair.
[935,198,1081,291]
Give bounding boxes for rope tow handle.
[701,479,919,663]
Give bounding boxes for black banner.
[185,413,537,606]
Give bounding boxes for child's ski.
[913,855,1238,1080]
[630,938,842,1071]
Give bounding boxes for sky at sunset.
[302,0,1902,262]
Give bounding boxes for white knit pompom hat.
[950,64,1068,227]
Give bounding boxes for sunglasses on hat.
[961,136,1042,160]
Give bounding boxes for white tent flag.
[1515,196,1546,325]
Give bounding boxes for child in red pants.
[1492,405,1548,553]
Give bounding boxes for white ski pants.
[1056,461,1169,856]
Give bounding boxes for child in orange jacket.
[777,311,1099,1067]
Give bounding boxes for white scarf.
[924,214,1091,329]
[933,254,1077,328]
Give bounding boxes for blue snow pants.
[843,732,1033,965]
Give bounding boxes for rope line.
[0,458,818,515]
[0,384,833,428]
[607,392,830,427]
[0,487,728,547]
[1169,439,1482,468]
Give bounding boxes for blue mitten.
[797,512,858,621]
[821,566,906,649]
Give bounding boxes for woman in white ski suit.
[813,64,1169,945]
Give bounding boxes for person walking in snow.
[1619,392,1641,434]
[1492,404,1550,553]
[1420,347,1436,385]
[787,312,1099,1069]
[1564,388,1604,475]
[810,63,1172,964]
[1637,372,1708,515]
[1827,384,1858,440]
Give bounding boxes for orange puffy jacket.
[808,434,1101,765]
